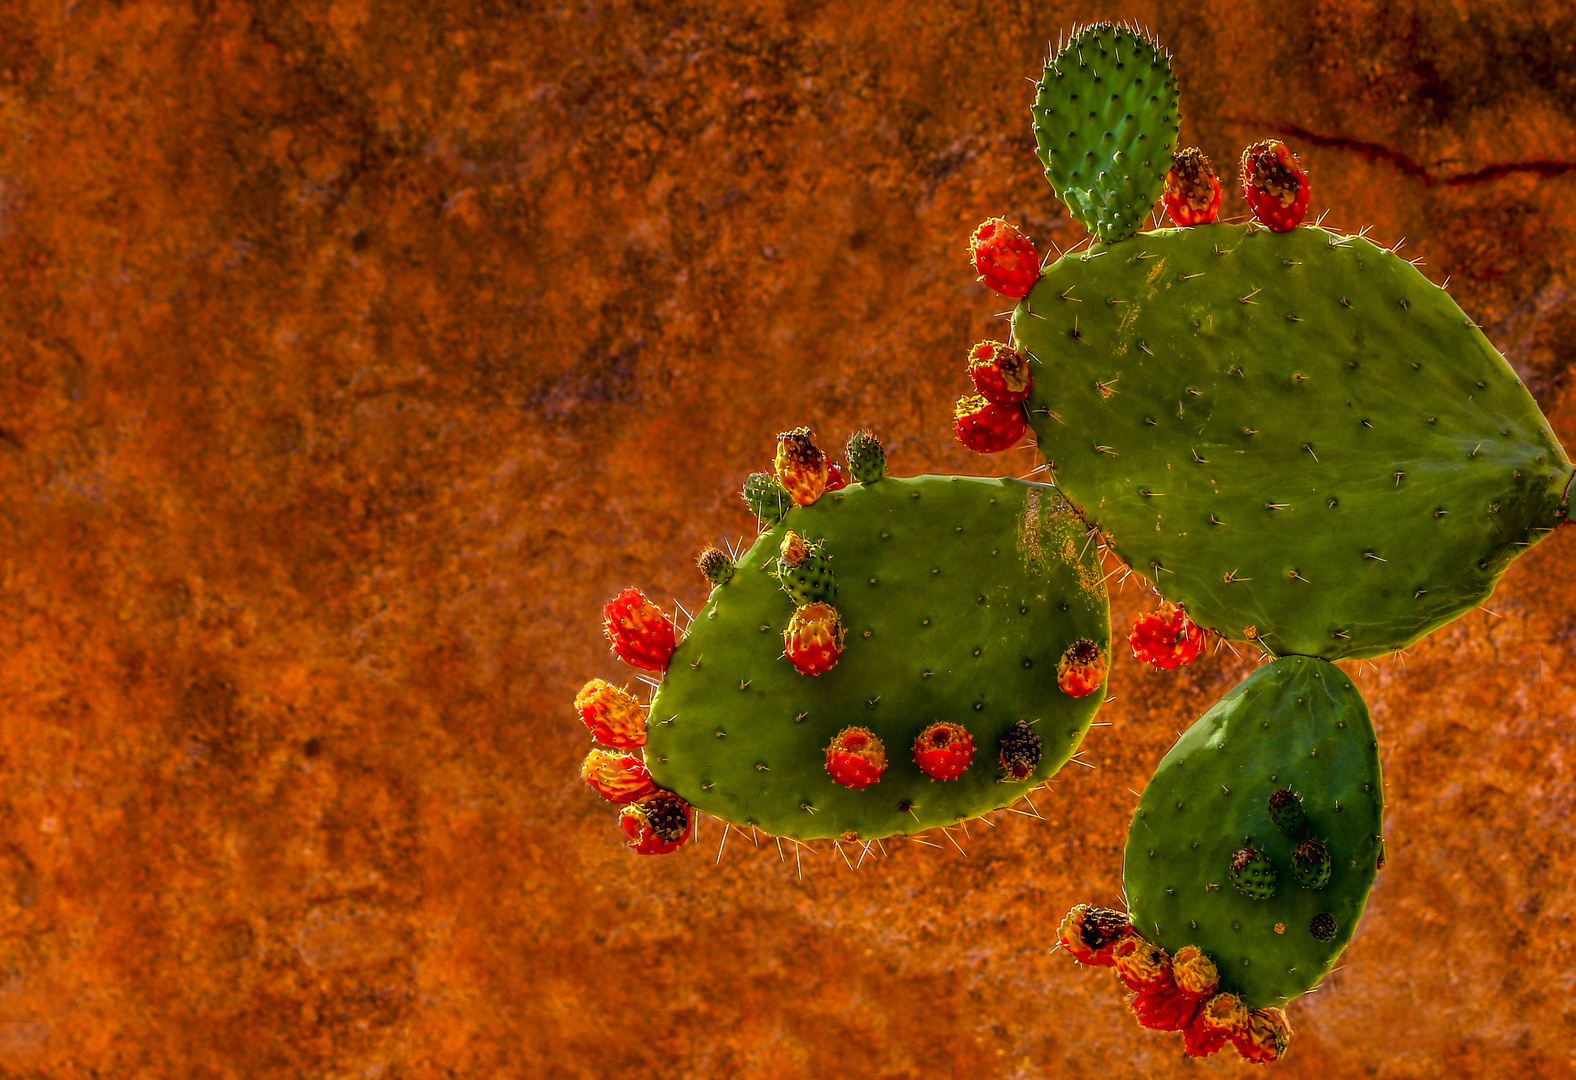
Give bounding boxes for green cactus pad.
[1032,24,1179,244]
[1012,223,1572,660]
[646,475,1110,841]
[1124,656,1383,1008]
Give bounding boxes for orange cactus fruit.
[969,217,1040,298]
[966,341,1032,406]
[617,790,693,855]
[825,725,887,789]
[602,587,677,672]
[1113,936,1174,994]
[1171,944,1220,1000]
[1056,638,1107,697]
[954,393,1027,453]
[1056,904,1134,967]
[573,678,648,747]
[774,427,829,506]
[1161,147,1222,226]
[783,601,844,676]
[1234,1007,1293,1064]
[912,721,975,781]
[580,748,658,804]
[1241,139,1310,232]
[1129,601,1207,669]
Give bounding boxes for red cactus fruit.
[1113,936,1174,994]
[774,427,829,506]
[1241,139,1310,232]
[580,747,658,804]
[1183,1010,1230,1058]
[784,601,844,676]
[966,341,1033,406]
[1171,944,1220,1000]
[825,726,887,789]
[1056,904,1134,966]
[617,790,693,855]
[1129,602,1207,670]
[1198,992,1250,1044]
[912,721,975,781]
[969,217,1040,298]
[1161,147,1222,227]
[824,462,847,492]
[1056,638,1107,697]
[1234,1007,1293,1064]
[955,394,1027,453]
[573,678,648,747]
[998,718,1042,782]
[1130,984,1200,1032]
[602,588,676,672]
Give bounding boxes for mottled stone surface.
[0,1,1574,1076]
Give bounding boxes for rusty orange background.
[1,1,1574,1076]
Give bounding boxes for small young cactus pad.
[646,475,1110,841]
[1031,23,1179,244]
[1012,223,1573,660]
[1123,656,1383,1008]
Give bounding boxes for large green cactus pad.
[1125,656,1383,1009]
[1032,23,1178,244]
[646,476,1109,841]
[1011,223,1572,660]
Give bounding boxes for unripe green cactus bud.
[696,546,734,585]
[742,472,791,525]
[1229,848,1277,900]
[846,430,886,484]
[1267,788,1307,838]
[777,533,836,606]
[1291,838,1331,890]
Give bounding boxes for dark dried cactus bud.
[1309,912,1337,942]
[999,719,1042,782]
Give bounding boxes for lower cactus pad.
[646,475,1109,841]
[1124,656,1383,1008]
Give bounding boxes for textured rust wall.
[0,1,1574,1076]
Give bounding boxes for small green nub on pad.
[743,472,791,524]
[847,430,887,484]
[1292,838,1331,890]
[697,546,735,585]
[1268,789,1307,838]
[1230,848,1278,900]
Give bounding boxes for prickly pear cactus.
[1012,223,1572,659]
[1031,23,1178,244]
[1124,656,1383,1008]
[646,473,1110,841]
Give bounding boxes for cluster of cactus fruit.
[572,19,1572,1061]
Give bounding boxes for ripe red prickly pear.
[783,601,844,675]
[602,587,677,672]
[573,678,648,747]
[969,217,1040,298]
[1056,638,1107,697]
[824,462,847,492]
[1113,936,1174,994]
[618,790,694,854]
[1183,1010,1229,1058]
[825,726,887,789]
[1234,1007,1293,1064]
[1056,904,1133,967]
[954,393,1026,453]
[1197,992,1250,1045]
[580,747,658,804]
[998,719,1042,781]
[967,341,1033,405]
[912,721,975,781]
[1240,139,1309,232]
[1130,985,1200,1032]
[1161,147,1222,226]
[774,427,829,506]
[1128,602,1207,669]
